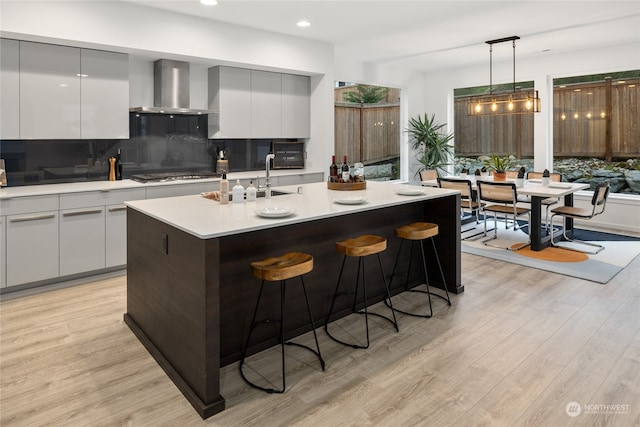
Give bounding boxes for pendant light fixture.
[468,36,541,116]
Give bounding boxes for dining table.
[422,175,590,251]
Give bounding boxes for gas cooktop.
[131,171,220,183]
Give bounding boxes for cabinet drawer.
[60,188,146,209]
[0,194,59,216]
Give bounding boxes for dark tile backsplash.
[0,113,296,187]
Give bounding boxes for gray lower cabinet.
[106,204,128,267]
[2,194,60,287]
[59,206,106,276]
[6,211,59,286]
[59,188,146,274]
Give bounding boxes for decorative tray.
[327,181,367,191]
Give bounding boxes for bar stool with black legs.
[239,252,325,394]
[324,234,399,349]
[385,222,451,318]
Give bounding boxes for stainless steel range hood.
[130,59,215,115]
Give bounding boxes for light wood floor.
[1,251,639,427]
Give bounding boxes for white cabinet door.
[6,211,59,286]
[20,41,81,139]
[282,74,310,138]
[1,38,20,139]
[81,49,129,139]
[0,216,6,288]
[59,207,106,276]
[209,66,251,138]
[251,70,282,137]
[105,204,127,267]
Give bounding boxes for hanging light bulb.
[507,96,514,111]
[475,103,482,113]
[525,97,532,110]
[574,112,579,119]
[561,113,566,120]
[491,100,498,112]
[600,111,606,119]
[586,112,592,119]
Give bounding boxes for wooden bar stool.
[386,222,451,318]
[240,252,325,394]
[324,235,399,349]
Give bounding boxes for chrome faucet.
[264,153,275,198]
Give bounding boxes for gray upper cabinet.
[20,41,82,139]
[251,70,282,137]
[80,49,129,139]
[0,39,20,140]
[10,40,129,140]
[209,66,310,139]
[209,66,251,138]
[282,73,310,138]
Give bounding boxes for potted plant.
[480,154,516,181]
[407,113,454,178]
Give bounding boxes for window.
[453,82,535,173]
[553,70,640,195]
[334,82,401,180]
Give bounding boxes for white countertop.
[126,181,459,239]
[0,169,322,199]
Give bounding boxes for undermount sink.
[229,189,289,201]
[257,189,289,198]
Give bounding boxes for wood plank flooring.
[1,250,639,426]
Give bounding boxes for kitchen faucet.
[263,153,275,198]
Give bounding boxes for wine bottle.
[330,155,338,181]
[116,149,123,180]
[341,155,350,181]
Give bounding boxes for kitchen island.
[124,181,461,418]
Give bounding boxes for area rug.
[460,221,640,284]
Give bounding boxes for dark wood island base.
[124,187,461,419]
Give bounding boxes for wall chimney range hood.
[130,59,215,115]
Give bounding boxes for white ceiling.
[126,0,640,72]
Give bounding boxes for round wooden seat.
[335,234,387,257]
[251,252,313,282]
[395,222,439,241]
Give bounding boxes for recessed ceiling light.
[200,0,217,5]
[297,20,311,28]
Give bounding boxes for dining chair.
[519,171,563,233]
[437,177,486,239]
[549,181,610,254]
[419,169,438,181]
[477,181,531,250]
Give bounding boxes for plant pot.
[493,172,507,181]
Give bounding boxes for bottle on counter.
[219,171,229,204]
[330,155,338,181]
[232,179,244,203]
[116,149,123,180]
[246,180,257,202]
[341,155,350,181]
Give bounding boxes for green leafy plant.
[343,84,388,104]
[480,154,516,173]
[407,113,454,178]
